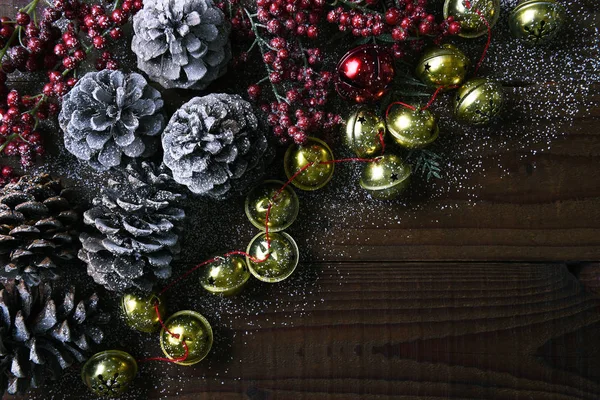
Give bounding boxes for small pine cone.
[0,174,80,287]
[59,70,165,171]
[162,94,273,199]
[0,282,109,395]
[79,161,185,292]
[131,0,232,90]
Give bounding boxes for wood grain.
[2,0,600,399]
[8,262,599,399]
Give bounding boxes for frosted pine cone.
[162,94,273,199]
[131,0,232,90]
[0,174,80,287]
[78,162,185,292]
[0,282,108,395]
[59,70,165,171]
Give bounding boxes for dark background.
[2,0,600,399]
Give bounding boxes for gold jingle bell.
[359,154,411,200]
[245,180,299,232]
[345,108,385,157]
[386,106,439,149]
[121,292,165,333]
[199,254,251,296]
[454,78,504,125]
[81,350,138,398]
[443,0,501,38]
[284,137,334,191]
[415,44,470,88]
[160,310,213,366]
[509,0,565,45]
[246,232,299,283]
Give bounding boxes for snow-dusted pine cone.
[0,174,79,287]
[131,0,232,90]
[78,162,185,292]
[0,282,109,395]
[59,70,165,171]
[162,94,273,199]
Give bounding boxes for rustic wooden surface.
[2,0,600,399]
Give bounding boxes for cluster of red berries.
[0,0,141,166]
[0,10,61,75]
[256,0,326,39]
[224,0,339,144]
[0,89,50,166]
[326,2,461,51]
[258,66,342,143]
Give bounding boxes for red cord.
[137,304,190,364]
[145,149,381,365]
[378,128,386,155]
[140,1,496,369]
[463,1,492,74]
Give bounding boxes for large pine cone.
[79,162,185,292]
[0,282,109,395]
[59,70,165,171]
[0,175,80,287]
[162,94,273,199]
[131,0,232,90]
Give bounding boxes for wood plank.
[6,263,600,399]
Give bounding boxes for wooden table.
[2,0,600,399]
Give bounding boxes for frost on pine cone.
[162,94,273,199]
[59,70,165,171]
[131,0,232,90]
[0,282,108,395]
[79,162,185,292]
[0,175,80,287]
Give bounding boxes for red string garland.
[140,4,494,365]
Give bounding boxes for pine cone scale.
[79,162,185,292]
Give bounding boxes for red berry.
[106,59,119,70]
[1,166,13,177]
[247,84,261,100]
[111,9,126,25]
[306,25,318,39]
[109,27,123,39]
[93,36,106,49]
[98,14,110,28]
[448,21,461,35]
[15,12,30,26]
[91,5,104,16]
[43,83,54,97]
[48,70,62,82]
[54,43,67,56]
[6,90,20,107]
[62,56,76,69]
[385,8,401,25]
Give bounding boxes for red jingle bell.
[335,45,395,104]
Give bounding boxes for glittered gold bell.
[359,154,411,200]
[199,254,251,296]
[160,310,213,366]
[415,44,470,88]
[121,292,165,333]
[454,78,504,125]
[443,0,501,38]
[82,350,138,398]
[509,0,565,45]
[284,137,334,191]
[345,108,385,157]
[386,106,439,149]
[246,232,299,282]
[245,180,299,232]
